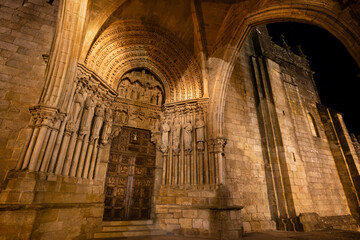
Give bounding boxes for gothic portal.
[0,0,360,239]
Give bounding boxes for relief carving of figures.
[101,108,113,144]
[79,96,96,135]
[117,70,164,106]
[91,104,105,140]
[132,82,142,100]
[156,90,163,105]
[114,109,129,125]
[195,114,205,150]
[172,117,181,153]
[183,117,193,152]
[160,116,170,153]
[151,117,160,132]
[144,84,152,102]
[118,79,131,99]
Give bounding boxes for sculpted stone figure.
[152,117,160,132]
[172,117,181,153]
[71,87,85,123]
[160,116,170,153]
[119,80,131,98]
[101,108,113,144]
[195,115,205,142]
[157,90,162,105]
[183,117,193,152]
[124,80,132,99]
[195,114,205,150]
[80,96,96,135]
[144,85,152,102]
[91,104,105,140]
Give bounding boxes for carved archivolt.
[85,20,202,102]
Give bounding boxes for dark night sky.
[267,22,360,137]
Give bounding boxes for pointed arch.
[207,2,360,138]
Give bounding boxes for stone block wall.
[317,106,360,222]
[265,58,350,217]
[222,27,358,232]
[155,204,243,239]
[0,171,104,239]
[0,0,59,183]
[223,40,275,232]
[0,209,36,239]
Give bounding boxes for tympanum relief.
[117,70,164,106]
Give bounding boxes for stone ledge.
[0,202,103,211]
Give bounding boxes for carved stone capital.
[29,105,58,128]
[197,141,205,151]
[51,112,66,130]
[110,126,122,140]
[207,138,227,153]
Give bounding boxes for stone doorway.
[103,127,156,221]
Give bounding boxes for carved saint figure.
[172,117,181,153]
[119,80,131,98]
[71,87,85,123]
[157,90,163,105]
[101,108,113,144]
[195,115,205,142]
[152,117,160,132]
[91,104,105,140]
[183,117,193,152]
[195,114,205,151]
[125,81,132,99]
[160,116,170,153]
[144,84,152,102]
[79,96,96,135]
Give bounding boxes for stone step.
[94,230,167,239]
[102,224,157,232]
[102,219,154,226]
[94,220,168,239]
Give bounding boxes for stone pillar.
[317,104,360,222]
[20,106,58,172]
[83,104,105,178]
[207,138,227,185]
[40,0,90,109]
[40,115,64,172]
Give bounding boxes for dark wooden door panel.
[103,127,155,221]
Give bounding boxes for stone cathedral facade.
[0,0,360,239]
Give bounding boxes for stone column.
[94,108,114,180]
[21,106,58,172]
[47,117,66,173]
[207,138,227,185]
[150,129,162,196]
[40,115,64,172]
[160,116,170,184]
[83,104,104,178]
[16,0,90,175]
[40,0,90,109]
[183,117,193,184]
[195,114,205,184]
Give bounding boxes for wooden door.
[103,127,156,221]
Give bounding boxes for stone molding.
[85,20,203,102]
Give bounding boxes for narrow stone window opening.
[307,113,320,137]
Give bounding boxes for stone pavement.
[94,229,360,240]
